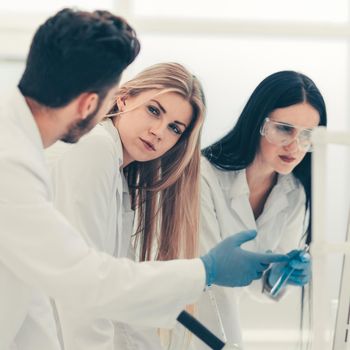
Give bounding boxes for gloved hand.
[267,249,311,288]
[200,230,289,287]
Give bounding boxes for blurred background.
[1,1,349,349]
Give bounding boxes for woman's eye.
[276,124,294,134]
[169,123,182,135]
[147,105,160,116]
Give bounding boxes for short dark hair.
[18,8,140,107]
[203,70,328,242]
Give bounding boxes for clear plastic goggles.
[260,117,314,152]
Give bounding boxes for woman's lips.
[279,155,295,163]
[140,138,156,151]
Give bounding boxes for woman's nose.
[283,137,299,152]
[149,120,166,140]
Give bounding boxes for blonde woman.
[47,62,205,350]
[47,62,287,350]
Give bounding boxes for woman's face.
[256,102,320,175]
[115,90,193,166]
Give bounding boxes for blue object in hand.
[268,247,311,296]
[287,251,311,286]
[200,230,289,287]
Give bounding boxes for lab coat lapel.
[256,175,291,228]
[228,170,257,231]
[230,196,257,231]
[115,173,123,256]
[121,175,134,256]
[102,119,125,257]
[114,131,124,257]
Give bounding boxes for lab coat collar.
[9,88,44,150]
[257,173,298,227]
[100,118,124,169]
[226,169,298,229]
[100,119,130,198]
[226,168,297,199]
[226,169,256,229]
[228,169,250,198]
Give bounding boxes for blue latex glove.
[287,251,311,286]
[268,249,311,288]
[200,230,289,287]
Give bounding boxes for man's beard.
[60,104,100,144]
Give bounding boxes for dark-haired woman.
[194,70,327,348]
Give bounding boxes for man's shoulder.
[0,118,48,189]
[0,119,38,159]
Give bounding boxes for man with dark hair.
[18,8,140,145]
[0,8,287,350]
[1,9,140,349]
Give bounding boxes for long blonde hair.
[115,62,206,262]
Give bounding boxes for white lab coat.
[46,119,133,258]
[191,156,307,349]
[46,119,162,350]
[0,88,205,350]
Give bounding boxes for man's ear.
[78,92,99,120]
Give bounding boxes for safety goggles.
[260,117,314,152]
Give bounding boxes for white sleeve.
[0,264,32,349]
[0,154,205,329]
